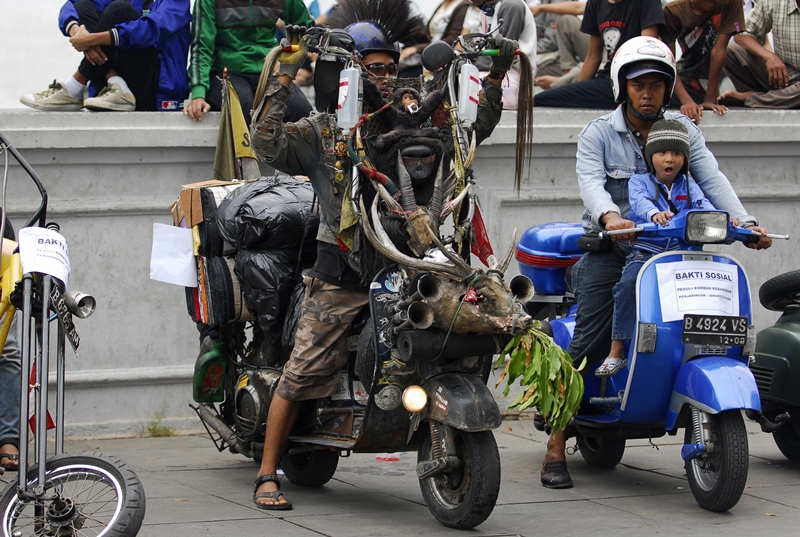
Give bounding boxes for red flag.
[470,205,494,267]
[28,364,55,433]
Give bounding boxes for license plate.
[682,314,748,346]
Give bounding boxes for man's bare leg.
[255,395,301,507]
[718,90,754,105]
[541,429,572,488]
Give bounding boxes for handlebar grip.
[599,227,644,239]
[479,49,522,57]
[282,45,300,52]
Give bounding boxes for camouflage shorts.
[276,277,369,402]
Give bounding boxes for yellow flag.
[213,77,257,181]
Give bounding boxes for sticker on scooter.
[375,385,402,410]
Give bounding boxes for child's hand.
[652,211,674,226]
[731,217,739,227]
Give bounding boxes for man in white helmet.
[539,35,772,490]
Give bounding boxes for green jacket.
[189,0,313,99]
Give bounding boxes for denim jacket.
[575,106,756,232]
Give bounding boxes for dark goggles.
[365,62,398,76]
[402,154,436,167]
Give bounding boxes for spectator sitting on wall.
[184,0,314,123]
[533,0,664,109]
[530,1,592,89]
[718,0,800,109]
[661,0,745,124]
[20,0,191,112]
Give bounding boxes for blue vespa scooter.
[520,210,787,512]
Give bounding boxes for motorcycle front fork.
[681,407,714,461]
[417,421,461,480]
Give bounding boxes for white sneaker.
[20,81,83,111]
[84,83,136,111]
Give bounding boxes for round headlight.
[402,385,428,413]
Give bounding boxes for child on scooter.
[595,119,737,377]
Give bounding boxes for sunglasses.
[402,154,436,167]
[365,62,398,76]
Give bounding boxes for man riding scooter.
[247,0,519,509]
[540,35,772,489]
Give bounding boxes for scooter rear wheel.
[577,435,626,468]
[0,452,145,537]
[684,410,748,512]
[773,422,800,462]
[280,447,339,487]
[418,428,500,529]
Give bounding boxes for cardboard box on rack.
[171,179,236,228]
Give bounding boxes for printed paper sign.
[655,260,739,322]
[18,227,71,287]
[150,223,197,287]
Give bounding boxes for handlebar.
[0,132,48,229]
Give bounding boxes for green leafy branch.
[494,321,586,432]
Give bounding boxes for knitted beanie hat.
[645,119,690,175]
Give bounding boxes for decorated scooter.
[520,210,787,512]
[747,269,800,461]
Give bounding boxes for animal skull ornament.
[360,195,533,335]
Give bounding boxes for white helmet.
[610,36,677,105]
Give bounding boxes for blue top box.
[516,223,584,295]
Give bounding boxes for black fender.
[416,373,502,432]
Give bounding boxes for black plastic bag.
[234,249,300,332]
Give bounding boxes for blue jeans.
[566,249,626,364]
[0,314,20,448]
[611,249,652,341]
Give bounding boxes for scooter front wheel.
[0,452,145,537]
[684,409,748,512]
[418,427,500,529]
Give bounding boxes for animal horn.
[426,226,475,276]
[397,150,417,213]
[429,161,444,221]
[374,181,403,214]
[440,184,472,220]
[495,228,518,274]
[359,196,473,279]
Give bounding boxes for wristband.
[487,69,505,80]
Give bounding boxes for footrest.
[588,396,620,405]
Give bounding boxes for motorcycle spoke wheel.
[684,410,748,512]
[0,453,145,537]
[418,428,500,529]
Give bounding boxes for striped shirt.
[743,0,800,81]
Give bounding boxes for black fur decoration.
[362,82,447,149]
[327,0,422,44]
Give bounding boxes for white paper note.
[18,227,71,287]
[150,223,197,287]
[656,260,739,322]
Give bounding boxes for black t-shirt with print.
[581,0,665,73]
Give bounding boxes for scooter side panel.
[417,373,502,432]
[664,357,761,430]
[752,308,800,405]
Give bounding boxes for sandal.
[595,357,627,377]
[253,474,292,510]
[541,460,573,489]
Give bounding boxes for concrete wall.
[2,107,798,436]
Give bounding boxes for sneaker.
[20,81,83,111]
[595,357,627,377]
[84,84,136,111]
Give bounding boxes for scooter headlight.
[685,212,729,244]
[402,385,428,413]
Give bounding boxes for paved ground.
[1,417,798,537]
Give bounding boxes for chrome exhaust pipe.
[65,291,96,319]
[509,275,535,302]
[191,403,252,457]
[397,273,444,310]
[394,301,435,331]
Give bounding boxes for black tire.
[418,428,500,529]
[773,422,800,462]
[684,410,749,512]
[280,448,339,487]
[759,269,800,311]
[578,435,626,468]
[0,452,145,537]
[355,323,376,394]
